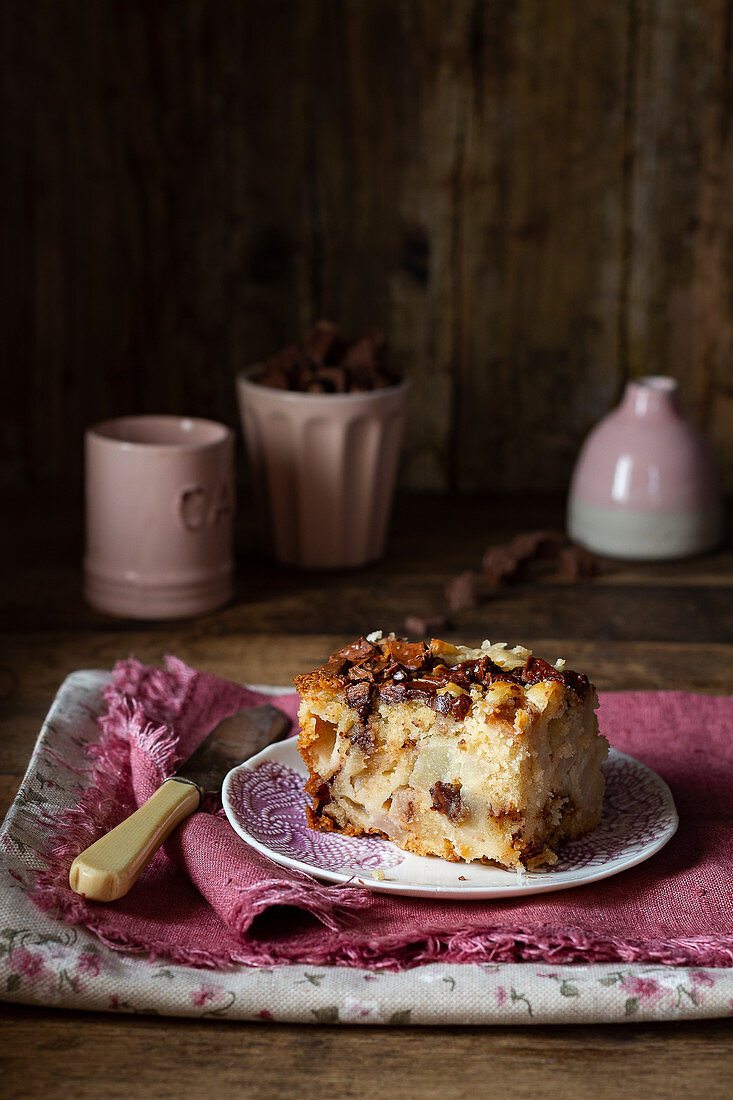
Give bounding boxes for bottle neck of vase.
[620,376,680,421]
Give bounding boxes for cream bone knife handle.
[68,778,203,902]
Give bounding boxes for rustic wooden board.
[2,1006,733,1100]
[3,0,732,492]
[1,490,732,642]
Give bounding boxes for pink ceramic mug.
[84,416,234,618]
[237,369,410,568]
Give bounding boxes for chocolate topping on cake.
[317,634,590,722]
[344,680,374,720]
[338,637,378,661]
[386,638,429,668]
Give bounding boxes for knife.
[68,703,290,902]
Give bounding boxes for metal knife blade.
[178,703,291,794]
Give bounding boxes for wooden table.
[1,488,732,1098]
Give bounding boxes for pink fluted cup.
[85,416,234,618]
[237,369,410,568]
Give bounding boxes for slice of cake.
[295,633,608,869]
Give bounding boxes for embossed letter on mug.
[85,416,234,618]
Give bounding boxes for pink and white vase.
[568,376,722,560]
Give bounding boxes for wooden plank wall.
[2,0,732,492]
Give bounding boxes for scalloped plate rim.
[222,740,678,899]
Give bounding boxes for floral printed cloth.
[1,668,732,1023]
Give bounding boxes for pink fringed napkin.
[31,658,733,970]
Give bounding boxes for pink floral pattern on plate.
[227,761,405,872]
[553,756,676,871]
[226,752,676,879]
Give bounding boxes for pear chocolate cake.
[295,633,608,869]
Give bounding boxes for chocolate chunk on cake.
[295,633,608,869]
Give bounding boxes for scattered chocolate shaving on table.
[509,530,566,560]
[445,570,477,612]
[404,613,448,636]
[422,530,600,627]
[555,545,600,581]
[481,530,567,588]
[481,544,525,589]
[255,321,399,393]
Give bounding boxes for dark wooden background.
[3,0,732,493]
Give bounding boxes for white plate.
[222,740,678,899]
